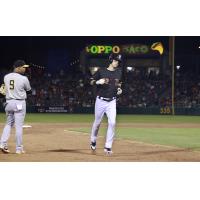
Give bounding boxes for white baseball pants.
[90,97,116,149]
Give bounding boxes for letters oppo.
[86,45,149,54]
[86,45,120,54]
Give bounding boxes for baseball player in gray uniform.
[90,53,123,155]
[0,60,31,154]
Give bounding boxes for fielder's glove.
[117,88,122,95]
[0,84,6,96]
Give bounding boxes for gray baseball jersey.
[4,72,31,100]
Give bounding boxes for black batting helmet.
[109,53,122,63]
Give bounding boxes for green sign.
[86,45,120,54]
[122,45,149,54]
[86,44,150,55]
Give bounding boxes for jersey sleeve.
[91,69,101,81]
[24,77,31,91]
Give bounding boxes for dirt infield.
[1,123,200,162]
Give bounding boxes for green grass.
[68,127,200,150]
[0,113,94,123]
[1,113,200,123]
[1,113,200,150]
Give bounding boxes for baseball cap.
[13,60,29,68]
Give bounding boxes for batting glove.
[96,78,106,85]
[117,88,122,95]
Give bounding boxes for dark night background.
[0,36,200,67]
[1,36,200,72]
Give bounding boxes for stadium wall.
[1,106,200,115]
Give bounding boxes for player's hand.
[115,79,122,87]
[96,78,109,85]
[117,88,122,95]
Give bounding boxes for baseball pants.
[91,97,116,149]
[0,99,26,151]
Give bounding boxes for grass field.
[1,113,200,151]
[1,113,200,123]
[69,127,200,150]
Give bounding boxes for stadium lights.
[176,65,181,70]
[127,66,133,71]
[30,63,45,69]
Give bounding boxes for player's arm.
[116,81,122,95]
[116,86,122,95]
[0,83,6,97]
[116,70,123,95]
[0,78,6,97]
[90,69,108,85]
[24,77,32,94]
[90,69,101,85]
[0,85,6,109]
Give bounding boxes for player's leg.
[0,102,15,153]
[14,101,26,154]
[90,97,106,148]
[104,99,116,153]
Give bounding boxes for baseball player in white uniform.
[0,60,31,154]
[90,53,123,155]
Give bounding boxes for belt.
[6,99,25,101]
[98,96,116,102]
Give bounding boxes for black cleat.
[104,147,113,155]
[90,142,96,151]
[0,145,10,154]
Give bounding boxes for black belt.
[6,99,25,101]
[98,96,116,102]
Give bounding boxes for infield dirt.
[1,123,200,162]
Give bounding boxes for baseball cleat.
[0,145,10,154]
[16,149,25,154]
[104,147,113,155]
[90,142,96,151]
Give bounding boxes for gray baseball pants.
[0,99,26,151]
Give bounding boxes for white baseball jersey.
[4,72,31,100]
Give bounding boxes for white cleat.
[16,149,26,154]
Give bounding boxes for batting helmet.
[109,53,122,63]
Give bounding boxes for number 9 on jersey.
[10,80,15,90]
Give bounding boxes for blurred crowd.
[1,67,200,109]
[26,68,94,111]
[26,67,200,109]
[174,72,200,108]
